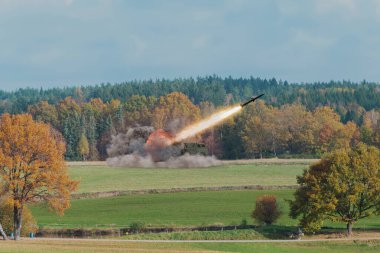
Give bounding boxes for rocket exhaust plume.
[173,94,264,143]
[173,105,242,143]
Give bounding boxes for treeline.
[219,102,374,159]
[26,92,380,161]
[1,76,380,125]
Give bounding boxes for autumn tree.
[361,110,380,147]
[0,202,37,237]
[78,132,90,161]
[289,143,380,236]
[27,101,59,129]
[152,92,200,132]
[240,101,290,158]
[0,114,78,240]
[313,106,357,153]
[124,95,157,127]
[281,104,315,154]
[240,101,270,158]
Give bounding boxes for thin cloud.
[314,0,357,14]
[0,0,379,90]
[292,30,336,49]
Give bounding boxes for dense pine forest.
[1,76,379,160]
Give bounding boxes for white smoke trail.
[174,105,242,143]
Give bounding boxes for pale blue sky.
[1,0,380,90]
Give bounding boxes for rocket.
[240,94,264,107]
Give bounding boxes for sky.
[1,0,380,90]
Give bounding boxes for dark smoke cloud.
[106,126,221,168]
[106,126,154,157]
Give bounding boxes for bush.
[0,203,38,236]
[251,195,281,225]
[129,221,146,234]
[240,218,248,228]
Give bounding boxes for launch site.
[0,1,380,252]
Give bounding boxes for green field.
[31,189,380,230]
[68,163,307,193]
[32,190,295,228]
[2,239,380,253]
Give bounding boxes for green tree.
[289,144,380,236]
[81,104,99,160]
[57,97,82,160]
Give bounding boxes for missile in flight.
[240,94,264,107]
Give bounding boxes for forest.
[1,76,379,160]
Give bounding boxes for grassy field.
[2,239,380,253]
[32,190,294,228]
[68,163,307,193]
[31,189,380,231]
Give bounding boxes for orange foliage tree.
[0,114,78,240]
[152,92,201,132]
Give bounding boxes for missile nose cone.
[255,94,264,99]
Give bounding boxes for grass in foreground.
[196,240,380,253]
[68,163,307,193]
[32,189,380,231]
[2,239,380,253]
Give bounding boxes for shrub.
[251,195,281,225]
[129,221,146,233]
[0,203,38,236]
[240,218,248,228]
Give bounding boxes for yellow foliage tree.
[313,106,353,153]
[0,114,78,240]
[281,104,315,153]
[152,92,201,132]
[290,143,380,236]
[124,95,157,126]
[78,133,90,161]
